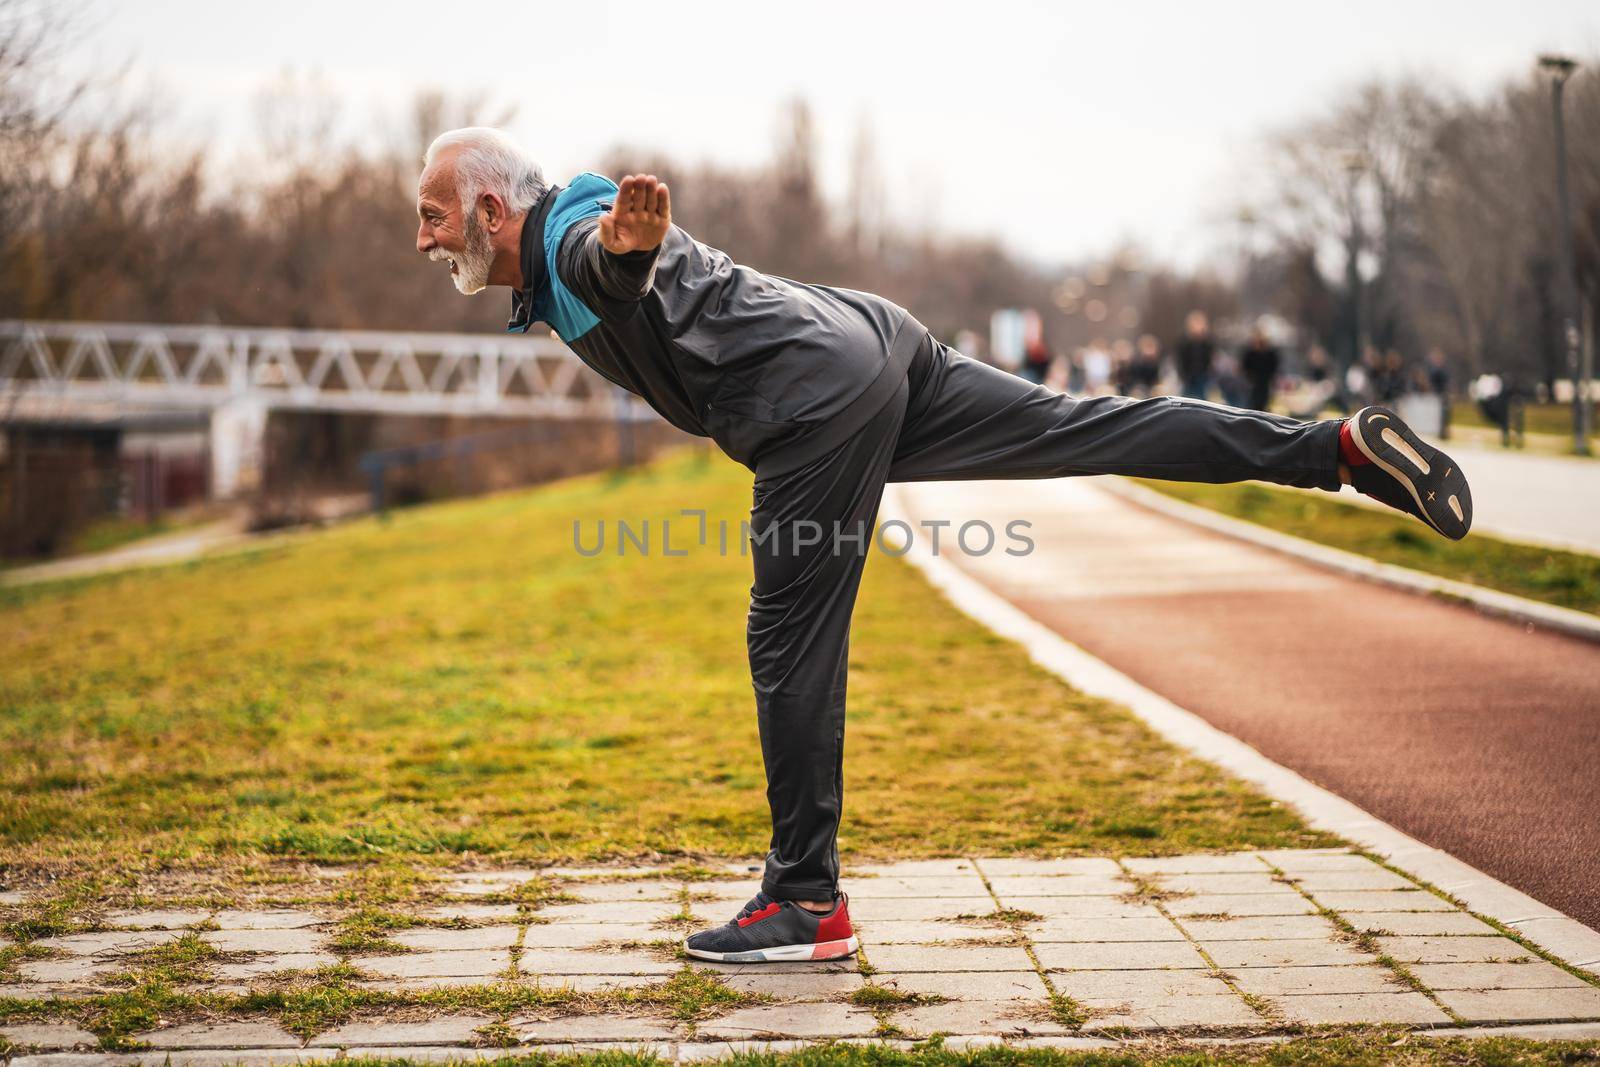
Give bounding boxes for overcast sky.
[73,0,1598,269]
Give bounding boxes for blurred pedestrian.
[1175,310,1215,400]
[1020,336,1053,385]
[1299,343,1341,416]
[1131,333,1163,398]
[1241,324,1281,412]
[1427,346,1452,440]
[1111,338,1135,396]
[1375,348,1408,404]
[1083,338,1113,395]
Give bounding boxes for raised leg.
[889,337,1341,489]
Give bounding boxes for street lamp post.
[1342,152,1369,384]
[1540,54,1590,455]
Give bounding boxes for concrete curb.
[1100,478,1600,646]
[881,484,1600,977]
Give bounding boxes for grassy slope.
[0,452,1332,881]
[1137,479,1600,615]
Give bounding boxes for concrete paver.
[1050,968,1231,1001]
[202,929,326,954]
[847,897,999,922]
[1376,935,1535,964]
[391,926,519,951]
[1268,992,1451,1026]
[568,880,680,903]
[1201,938,1377,969]
[1438,985,1600,1022]
[1345,911,1499,937]
[16,959,115,984]
[100,910,210,930]
[1175,915,1341,941]
[864,945,1034,972]
[1308,891,1454,913]
[1164,893,1316,917]
[976,858,1120,877]
[137,1022,302,1049]
[1034,940,1209,971]
[853,920,1008,943]
[1409,960,1589,990]
[1284,869,1416,892]
[210,910,326,930]
[359,950,510,979]
[1024,917,1186,942]
[36,930,182,956]
[841,876,991,898]
[714,971,864,999]
[308,1016,490,1047]
[513,1015,681,1043]
[985,876,1133,897]
[213,953,338,980]
[519,921,661,948]
[892,1001,1070,1037]
[1083,996,1263,1029]
[517,948,676,976]
[874,971,1049,1002]
[1226,965,1401,996]
[1148,872,1290,895]
[1123,855,1265,875]
[1006,896,1164,919]
[0,1024,100,1049]
[697,1004,877,1040]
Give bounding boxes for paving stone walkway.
[3,851,1598,1064]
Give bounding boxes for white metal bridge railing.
[0,319,628,420]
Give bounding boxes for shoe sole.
[681,935,859,964]
[1349,406,1473,541]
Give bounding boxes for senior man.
[415,127,1473,964]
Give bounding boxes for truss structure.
[0,320,625,420]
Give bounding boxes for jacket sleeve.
[555,215,660,321]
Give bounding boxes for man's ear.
[480,191,510,234]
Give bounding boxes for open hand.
[598,174,671,254]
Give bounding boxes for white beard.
[429,213,495,295]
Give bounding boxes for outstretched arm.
[557,174,671,314]
[598,174,671,254]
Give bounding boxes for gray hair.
[424,127,546,219]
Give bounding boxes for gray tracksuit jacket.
[507,173,927,478]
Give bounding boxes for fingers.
[655,181,670,221]
[616,174,666,216]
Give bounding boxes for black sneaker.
[1347,406,1473,541]
[682,890,858,963]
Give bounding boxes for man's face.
[417,154,495,295]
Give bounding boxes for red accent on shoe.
[737,902,782,927]
[814,893,853,942]
[1339,419,1372,466]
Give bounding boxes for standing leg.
[891,336,1341,487]
[748,379,907,902]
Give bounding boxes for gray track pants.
[750,333,1342,901]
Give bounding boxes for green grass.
[1452,398,1597,440]
[0,450,1333,895]
[1137,479,1600,615]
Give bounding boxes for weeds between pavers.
[0,963,767,1049]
